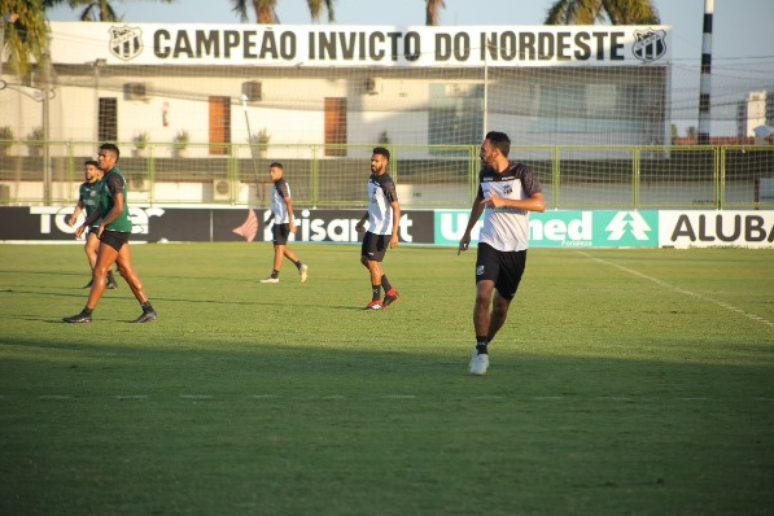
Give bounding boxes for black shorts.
[475,243,527,301]
[272,223,290,245]
[100,230,131,252]
[361,231,389,262]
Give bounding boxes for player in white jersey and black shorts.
[355,147,401,310]
[458,131,545,375]
[260,162,308,284]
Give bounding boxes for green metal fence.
[0,141,772,209]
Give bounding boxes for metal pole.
[697,0,714,145]
[42,36,52,205]
[239,94,261,196]
[482,37,491,140]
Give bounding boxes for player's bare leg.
[487,290,511,342]
[115,244,157,323]
[473,279,495,337]
[362,257,384,309]
[469,279,498,375]
[115,244,149,304]
[85,243,119,309]
[82,232,100,288]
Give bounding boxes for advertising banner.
[434,210,659,248]
[2,207,772,248]
[0,206,435,244]
[51,22,671,68]
[659,210,774,249]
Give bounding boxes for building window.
[98,98,117,142]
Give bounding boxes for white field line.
[579,252,774,329]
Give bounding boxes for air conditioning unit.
[363,76,382,95]
[125,82,147,100]
[241,81,262,101]
[212,179,232,201]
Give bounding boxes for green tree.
[42,0,176,22]
[425,0,445,26]
[231,0,335,24]
[0,0,49,75]
[544,0,660,25]
[307,0,334,23]
[231,0,277,24]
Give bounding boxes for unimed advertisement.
[434,210,659,248]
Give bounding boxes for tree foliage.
[425,0,445,26]
[544,0,660,25]
[0,0,49,76]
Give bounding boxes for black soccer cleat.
[63,312,92,324]
[106,271,118,290]
[132,310,158,324]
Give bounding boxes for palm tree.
[0,0,49,76]
[42,0,175,22]
[425,0,445,26]
[307,0,335,23]
[544,0,660,25]
[231,0,278,24]
[232,0,335,24]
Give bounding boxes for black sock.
[372,285,381,302]
[381,274,392,293]
[271,270,279,279]
[83,307,93,316]
[294,261,302,270]
[141,302,154,313]
[475,336,489,355]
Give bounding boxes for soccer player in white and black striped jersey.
[355,147,401,310]
[458,131,545,375]
[260,162,308,284]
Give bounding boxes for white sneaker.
[299,264,308,283]
[468,352,489,375]
[260,277,279,283]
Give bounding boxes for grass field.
[1,243,773,515]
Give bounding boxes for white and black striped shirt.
[366,172,398,235]
[478,162,542,252]
[270,178,292,224]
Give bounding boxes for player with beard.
[355,147,401,310]
[68,160,118,290]
[458,131,545,375]
[63,143,157,324]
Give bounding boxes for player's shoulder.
[507,161,532,175]
[371,172,394,186]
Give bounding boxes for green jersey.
[78,181,102,228]
[98,167,132,233]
